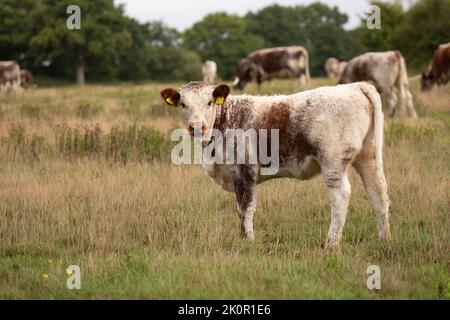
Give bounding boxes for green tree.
[183,12,264,79]
[0,0,43,69]
[142,21,202,81]
[354,1,405,52]
[28,0,132,85]
[390,0,450,70]
[245,3,363,75]
[246,4,305,47]
[298,3,363,75]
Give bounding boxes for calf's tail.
[358,82,384,180]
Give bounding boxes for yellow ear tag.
[166,97,175,105]
[215,96,224,105]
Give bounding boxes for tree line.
[0,0,448,84]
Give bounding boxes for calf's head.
[232,59,257,90]
[420,67,434,91]
[160,81,230,140]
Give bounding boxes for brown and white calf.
[339,51,417,118]
[0,61,21,91]
[232,46,310,90]
[161,81,390,248]
[421,43,450,91]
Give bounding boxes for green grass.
[0,79,448,299]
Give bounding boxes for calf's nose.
[188,121,207,136]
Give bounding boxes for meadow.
[0,78,448,299]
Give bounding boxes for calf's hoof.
[378,228,391,240]
[322,238,340,250]
[241,231,255,241]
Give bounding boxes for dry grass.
[0,79,448,299]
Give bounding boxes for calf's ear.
[160,88,180,106]
[212,84,230,105]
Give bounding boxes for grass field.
[0,78,449,299]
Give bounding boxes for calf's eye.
[207,101,212,106]
[181,103,186,108]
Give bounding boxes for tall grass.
[0,80,448,299]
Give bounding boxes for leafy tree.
[354,1,405,52]
[28,0,133,84]
[0,0,43,69]
[246,4,304,47]
[297,3,363,75]
[183,13,264,79]
[245,3,363,75]
[390,0,450,70]
[142,21,202,81]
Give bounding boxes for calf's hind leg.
[353,156,390,240]
[322,165,352,249]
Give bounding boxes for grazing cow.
[232,46,310,90]
[20,69,33,89]
[339,51,417,118]
[0,61,21,91]
[421,43,450,91]
[161,81,390,248]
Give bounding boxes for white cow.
[161,81,390,249]
[202,60,217,84]
[339,51,417,118]
[0,61,21,91]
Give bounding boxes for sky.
[115,0,377,31]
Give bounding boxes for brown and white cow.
[232,46,310,90]
[0,61,21,91]
[161,81,390,248]
[421,43,450,91]
[339,51,417,118]
[20,69,33,89]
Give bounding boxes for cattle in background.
[232,46,310,90]
[339,51,418,118]
[202,60,217,84]
[325,57,339,78]
[20,69,33,89]
[325,58,348,79]
[160,81,390,249]
[0,61,21,91]
[421,43,450,91]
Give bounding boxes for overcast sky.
[115,0,382,31]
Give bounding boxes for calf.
[339,51,417,118]
[202,60,217,84]
[161,81,390,248]
[232,46,310,90]
[421,43,450,91]
[0,61,21,91]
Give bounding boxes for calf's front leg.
[233,168,257,241]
